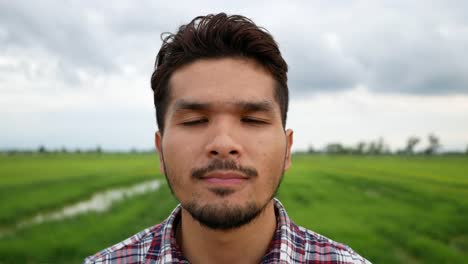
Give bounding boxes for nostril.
[211,150,219,155]
[229,150,238,155]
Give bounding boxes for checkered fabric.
[84,199,371,263]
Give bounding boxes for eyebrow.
[172,99,275,113]
[236,100,274,112]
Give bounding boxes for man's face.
[155,57,293,229]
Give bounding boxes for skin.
[155,57,293,264]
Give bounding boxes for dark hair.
[151,13,288,132]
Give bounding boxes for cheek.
[162,133,199,176]
[248,131,286,170]
[164,129,200,155]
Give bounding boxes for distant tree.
[325,143,345,154]
[366,142,373,154]
[365,138,386,155]
[96,145,102,154]
[405,136,420,154]
[367,141,379,155]
[38,145,47,154]
[466,145,468,155]
[7,149,18,155]
[307,145,316,154]
[383,145,392,155]
[60,146,68,153]
[356,142,366,155]
[375,137,386,154]
[424,133,441,155]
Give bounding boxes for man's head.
[151,13,288,133]
[152,13,293,230]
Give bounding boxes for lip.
[201,171,248,185]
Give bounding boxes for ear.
[155,131,166,175]
[283,129,294,170]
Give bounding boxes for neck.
[177,200,277,264]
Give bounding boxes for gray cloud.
[1,0,467,151]
[1,0,468,95]
[269,1,468,95]
[0,2,113,71]
[0,1,173,86]
[342,4,468,95]
[282,32,364,93]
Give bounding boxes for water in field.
[2,179,161,237]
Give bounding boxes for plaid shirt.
[84,199,371,263]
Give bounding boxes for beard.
[183,198,266,230]
[161,157,285,230]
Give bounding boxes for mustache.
[191,159,258,179]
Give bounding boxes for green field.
[0,153,467,263]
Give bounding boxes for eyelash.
[181,119,208,126]
[241,117,268,125]
[181,117,267,126]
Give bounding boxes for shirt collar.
[152,198,293,263]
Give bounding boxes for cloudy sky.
[1,0,467,152]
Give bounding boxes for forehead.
[167,57,278,108]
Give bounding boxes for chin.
[182,198,262,230]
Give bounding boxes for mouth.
[201,171,249,186]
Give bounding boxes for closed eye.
[181,118,208,126]
[241,117,268,125]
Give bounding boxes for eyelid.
[181,118,208,126]
[241,117,269,124]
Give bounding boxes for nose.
[205,125,242,159]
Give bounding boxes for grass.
[0,153,160,226]
[278,154,468,263]
[0,183,178,263]
[0,153,467,263]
